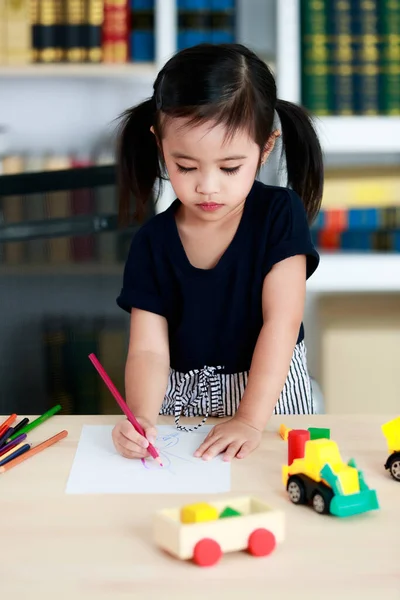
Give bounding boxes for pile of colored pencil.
[0,404,68,474]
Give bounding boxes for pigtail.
[275,99,324,224]
[117,98,161,224]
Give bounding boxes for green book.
[379,0,400,115]
[301,0,331,115]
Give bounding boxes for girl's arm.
[125,308,170,424]
[235,254,307,429]
[194,254,307,461]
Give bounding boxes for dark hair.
[117,43,323,224]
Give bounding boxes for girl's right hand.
[112,417,158,459]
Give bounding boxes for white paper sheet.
[65,425,231,494]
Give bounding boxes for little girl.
[112,43,323,462]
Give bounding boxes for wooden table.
[0,415,399,600]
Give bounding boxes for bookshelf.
[276,0,400,154]
[0,0,176,77]
[0,264,123,277]
[307,253,400,293]
[0,63,158,79]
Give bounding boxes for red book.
[102,0,129,63]
[324,208,348,232]
[318,230,341,251]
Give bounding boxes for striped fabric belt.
[174,365,224,432]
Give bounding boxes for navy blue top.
[117,181,320,374]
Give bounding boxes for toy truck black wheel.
[312,492,329,514]
[287,476,306,505]
[386,453,400,482]
[311,484,334,515]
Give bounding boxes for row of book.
[313,165,400,251]
[301,0,400,115]
[43,315,127,414]
[0,152,134,266]
[0,0,235,66]
[312,229,400,252]
[311,206,400,252]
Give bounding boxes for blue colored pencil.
[0,427,14,448]
[0,443,30,467]
[0,434,27,458]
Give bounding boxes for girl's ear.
[150,126,163,153]
[261,129,281,165]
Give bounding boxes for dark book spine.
[351,0,380,114]
[65,0,86,62]
[39,0,59,62]
[86,0,104,62]
[378,0,400,114]
[31,0,41,62]
[43,317,74,414]
[130,0,154,62]
[210,0,235,44]
[328,0,354,115]
[65,318,100,415]
[300,0,331,115]
[178,0,212,52]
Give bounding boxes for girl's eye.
[221,166,240,175]
[176,165,241,175]
[176,164,195,173]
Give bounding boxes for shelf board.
[315,116,400,154]
[0,62,158,79]
[0,263,123,276]
[4,254,400,293]
[307,253,400,293]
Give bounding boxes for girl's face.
[160,117,261,221]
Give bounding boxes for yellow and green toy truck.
[282,430,379,517]
[382,417,400,482]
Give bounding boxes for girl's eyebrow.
[171,152,247,161]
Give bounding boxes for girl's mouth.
[197,203,223,212]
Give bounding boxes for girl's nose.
[195,172,219,195]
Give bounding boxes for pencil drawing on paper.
[65,425,230,494]
[141,432,196,473]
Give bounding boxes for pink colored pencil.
[88,353,163,466]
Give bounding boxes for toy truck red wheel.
[248,528,276,557]
[193,538,222,567]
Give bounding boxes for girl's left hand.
[193,416,262,462]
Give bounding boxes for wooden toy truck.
[153,496,285,567]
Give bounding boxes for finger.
[222,442,242,462]
[118,434,148,455]
[194,434,221,458]
[201,438,232,461]
[236,441,256,459]
[116,442,148,460]
[144,426,158,445]
[119,422,149,449]
[119,420,147,443]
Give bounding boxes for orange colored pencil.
[0,414,17,438]
[0,430,68,474]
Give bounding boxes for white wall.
[0,77,153,155]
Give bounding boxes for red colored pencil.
[0,414,17,438]
[88,353,163,467]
